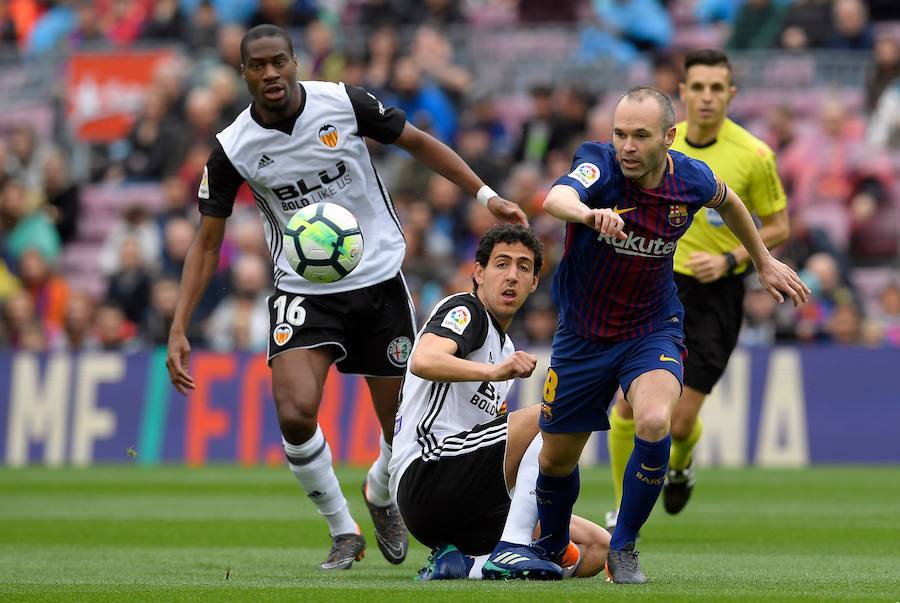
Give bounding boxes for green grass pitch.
[1,465,897,602]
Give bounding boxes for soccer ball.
[283,202,364,283]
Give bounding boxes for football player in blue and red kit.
[511,87,809,584]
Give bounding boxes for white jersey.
[389,292,517,501]
[198,81,407,294]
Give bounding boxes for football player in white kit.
[390,225,610,580]
[165,24,527,570]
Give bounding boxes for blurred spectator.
[389,56,457,143]
[140,0,187,42]
[144,274,203,345]
[513,84,554,166]
[826,303,863,344]
[547,86,593,157]
[463,89,509,157]
[759,104,798,155]
[592,0,673,52]
[160,215,226,319]
[55,290,98,351]
[652,55,682,99]
[777,0,831,50]
[97,0,151,46]
[248,0,318,29]
[518,0,578,22]
[401,0,465,27]
[728,0,788,50]
[179,86,227,150]
[94,302,140,351]
[41,146,80,244]
[68,1,107,48]
[865,34,900,113]
[0,1,18,47]
[410,25,471,107]
[867,77,900,150]
[0,179,60,263]
[302,20,345,82]
[106,236,153,325]
[356,0,403,30]
[6,124,47,190]
[455,122,505,190]
[740,285,778,346]
[695,0,744,24]
[824,0,874,51]
[206,65,250,123]
[180,0,256,25]
[186,0,219,51]
[118,87,182,181]
[2,289,40,348]
[363,25,399,95]
[872,282,900,345]
[98,205,161,277]
[780,97,893,256]
[504,163,544,218]
[18,247,69,333]
[204,254,270,352]
[520,291,557,346]
[795,252,857,342]
[216,23,246,73]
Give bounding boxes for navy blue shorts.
[539,324,686,434]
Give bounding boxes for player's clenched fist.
[584,208,627,240]
[491,351,538,380]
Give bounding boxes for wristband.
[724,251,738,275]
[476,185,497,206]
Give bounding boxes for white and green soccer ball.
[283,202,364,283]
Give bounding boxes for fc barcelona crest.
[318,124,339,148]
[668,203,688,227]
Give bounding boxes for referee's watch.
[723,252,738,275]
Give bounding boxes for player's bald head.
[617,87,675,133]
[240,24,294,63]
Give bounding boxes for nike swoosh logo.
[659,354,679,363]
[613,206,637,215]
[640,463,664,471]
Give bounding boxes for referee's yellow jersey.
[672,118,787,276]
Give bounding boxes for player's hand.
[584,208,627,240]
[687,252,728,283]
[166,332,195,395]
[757,257,811,307]
[490,351,538,380]
[487,196,529,226]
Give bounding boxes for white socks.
[468,554,490,579]
[365,434,393,506]
[283,426,357,537]
[499,433,543,545]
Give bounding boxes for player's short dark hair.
[240,24,294,64]
[621,86,676,132]
[472,224,543,292]
[684,49,733,84]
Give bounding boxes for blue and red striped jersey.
[551,141,727,341]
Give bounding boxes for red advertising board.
[66,50,175,143]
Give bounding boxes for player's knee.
[670,413,696,440]
[275,399,319,444]
[538,448,578,477]
[635,408,670,441]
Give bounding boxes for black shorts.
[675,272,745,394]
[396,415,510,555]
[266,272,416,376]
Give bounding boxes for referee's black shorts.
[674,272,745,394]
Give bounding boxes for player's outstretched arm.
[166,215,227,394]
[410,333,537,383]
[543,185,627,240]
[714,190,810,306]
[393,122,527,226]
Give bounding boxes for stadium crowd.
[0,0,899,353]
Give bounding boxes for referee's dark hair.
[240,24,295,63]
[473,225,543,293]
[684,49,734,84]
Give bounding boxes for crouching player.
[388,224,610,580]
